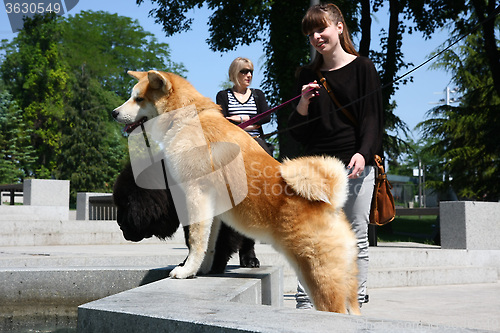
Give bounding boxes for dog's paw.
[169,265,196,279]
[240,256,260,268]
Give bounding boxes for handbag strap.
[316,71,386,169]
[316,70,358,127]
[373,154,392,187]
[374,154,383,171]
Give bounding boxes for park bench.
[0,183,23,205]
[76,193,116,220]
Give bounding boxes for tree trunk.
[359,0,372,57]
[268,0,310,160]
[470,0,500,97]
[381,0,401,110]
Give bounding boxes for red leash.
[238,88,315,130]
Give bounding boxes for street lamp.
[413,158,425,208]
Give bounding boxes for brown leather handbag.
[316,71,395,225]
[369,155,395,225]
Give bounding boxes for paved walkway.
[1,241,499,332]
[284,283,500,332]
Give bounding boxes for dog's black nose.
[111,110,119,119]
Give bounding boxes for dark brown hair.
[302,3,359,71]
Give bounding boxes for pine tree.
[55,66,127,201]
[418,19,500,200]
[1,13,69,178]
[0,91,36,183]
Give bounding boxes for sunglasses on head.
[239,68,253,75]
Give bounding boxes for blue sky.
[1,1,455,139]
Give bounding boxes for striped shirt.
[227,91,259,137]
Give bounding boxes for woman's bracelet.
[240,116,243,123]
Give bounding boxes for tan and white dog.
[112,70,360,314]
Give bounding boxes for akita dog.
[112,70,360,314]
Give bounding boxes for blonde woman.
[216,57,273,154]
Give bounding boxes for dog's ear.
[148,70,172,92]
[128,71,147,81]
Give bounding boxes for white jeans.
[296,166,375,307]
[343,165,375,303]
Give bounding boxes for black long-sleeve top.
[288,56,383,165]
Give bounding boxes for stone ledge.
[0,267,172,306]
[77,266,285,332]
[0,266,172,332]
[77,266,484,333]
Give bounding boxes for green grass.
[376,215,440,245]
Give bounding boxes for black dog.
[113,162,260,273]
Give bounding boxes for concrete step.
[0,220,167,246]
[0,206,68,220]
[369,266,498,288]
[0,231,164,246]
[0,221,480,269]
[0,220,477,270]
[0,245,187,269]
[0,218,179,246]
[249,246,499,291]
[369,244,475,268]
[0,219,119,233]
[0,220,497,290]
[0,243,497,292]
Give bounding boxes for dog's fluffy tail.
[280,156,348,210]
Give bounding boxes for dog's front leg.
[170,218,212,279]
[199,217,221,274]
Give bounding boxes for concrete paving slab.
[363,283,500,332]
[284,282,500,332]
[78,272,492,333]
[0,241,498,332]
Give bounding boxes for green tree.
[1,13,69,177]
[56,66,126,201]
[405,0,499,97]
[0,11,185,196]
[0,91,36,183]
[417,16,500,200]
[60,10,186,98]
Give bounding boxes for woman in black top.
[290,3,383,309]
[290,57,383,165]
[216,57,273,154]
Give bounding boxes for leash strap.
[238,87,315,130]
[316,70,358,127]
[140,122,169,190]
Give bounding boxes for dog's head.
[113,162,180,242]
[111,70,215,133]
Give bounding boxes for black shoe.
[359,294,369,308]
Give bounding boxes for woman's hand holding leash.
[296,81,320,116]
[227,115,249,123]
[227,114,259,131]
